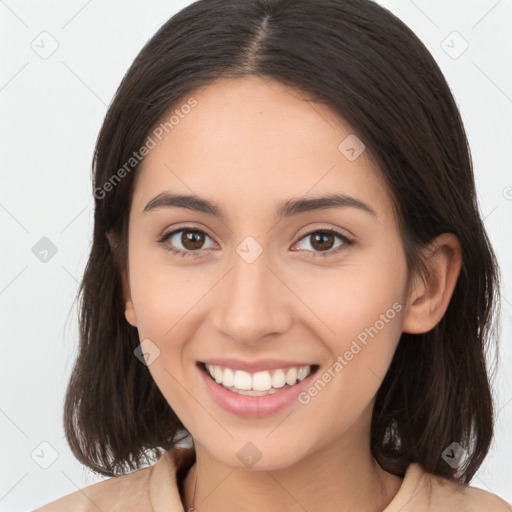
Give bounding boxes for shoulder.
[32,462,155,512]
[429,474,511,512]
[388,463,512,512]
[32,447,194,512]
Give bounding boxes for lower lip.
[198,363,318,418]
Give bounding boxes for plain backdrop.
[1,0,511,510]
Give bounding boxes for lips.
[196,361,320,417]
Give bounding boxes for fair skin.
[113,76,461,511]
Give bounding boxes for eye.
[158,227,216,257]
[293,229,353,258]
[158,226,353,259]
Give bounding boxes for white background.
[1,0,511,510]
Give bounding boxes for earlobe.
[125,301,138,327]
[121,269,138,327]
[106,229,138,328]
[402,233,462,335]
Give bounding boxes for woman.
[35,0,511,510]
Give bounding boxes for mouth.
[197,361,320,397]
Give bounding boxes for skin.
[113,76,462,511]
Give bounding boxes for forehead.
[131,76,391,222]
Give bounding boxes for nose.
[210,244,292,346]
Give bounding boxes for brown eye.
[159,227,216,256]
[294,229,353,258]
[309,232,336,251]
[181,230,205,250]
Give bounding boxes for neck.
[181,426,402,512]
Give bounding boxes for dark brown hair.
[64,0,501,484]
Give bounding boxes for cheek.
[129,245,211,339]
[289,287,404,460]
[127,255,216,412]
[303,263,405,345]
[128,256,205,414]
[300,246,407,381]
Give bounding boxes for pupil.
[183,231,204,250]
[312,233,333,251]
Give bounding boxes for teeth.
[285,367,297,386]
[213,366,223,383]
[205,363,313,393]
[233,370,252,390]
[272,369,286,388]
[230,387,280,396]
[297,367,309,381]
[223,368,234,387]
[252,371,272,391]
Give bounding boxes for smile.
[204,363,317,396]
[197,362,320,417]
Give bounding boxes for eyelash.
[157,226,353,259]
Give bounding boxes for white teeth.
[272,369,286,388]
[204,363,313,393]
[252,371,272,391]
[233,370,252,390]
[213,366,223,383]
[223,368,234,387]
[297,367,310,381]
[285,367,297,386]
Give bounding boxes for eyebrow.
[143,191,378,220]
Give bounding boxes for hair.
[63,0,501,484]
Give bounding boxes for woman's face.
[123,76,410,470]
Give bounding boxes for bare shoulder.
[425,471,512,512]
[32,464,154,512]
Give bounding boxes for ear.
[402,233,462,334]
[106,230,138,327]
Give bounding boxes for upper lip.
[199,358,318,373]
